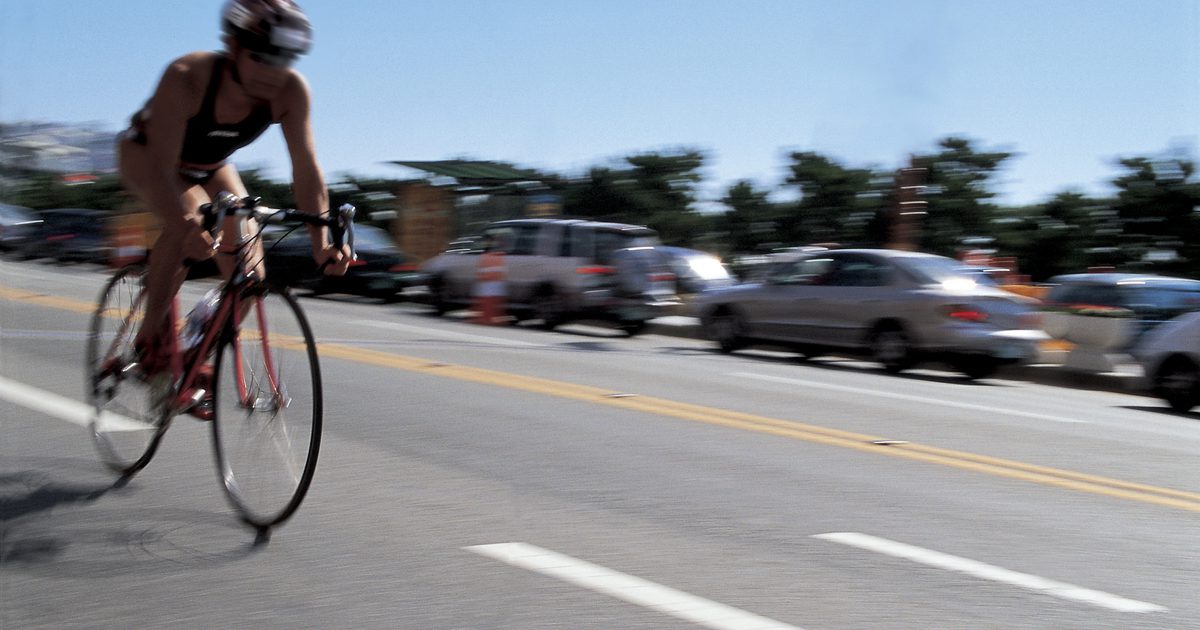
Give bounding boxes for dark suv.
[420,218,679,335]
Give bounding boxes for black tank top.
[178,56,275,166]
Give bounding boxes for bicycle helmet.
[221,0,312,62]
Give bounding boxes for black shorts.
[121,127,220,186]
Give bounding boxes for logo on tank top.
[208,130,240,138]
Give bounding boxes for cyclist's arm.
[278,73,329,252]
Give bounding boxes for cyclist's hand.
[316,244,352,276]
[182,221,217,261]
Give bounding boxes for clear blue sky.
[2,0,1197,207]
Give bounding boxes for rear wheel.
[1155,356,1200,413]
[86,264,170,475]
[871,323,913,374]
[953,355,999,380]
[532,289,563,330]
[430,276,452,316]
[212,287,321,529]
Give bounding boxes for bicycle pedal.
[183,388,215,421]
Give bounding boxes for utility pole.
[888,156,928,251]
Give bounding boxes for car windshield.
[595,230,660,265]
[901,256,994,286]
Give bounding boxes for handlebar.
[198,192,357,262]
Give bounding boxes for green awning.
[389,160,540,186]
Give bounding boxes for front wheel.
[871,324,913,374]
[86,264,170,475]
[212,287,321,529]
[705,309,745,353]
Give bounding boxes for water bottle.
[182,289,221,351]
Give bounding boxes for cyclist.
[117,0,350,373]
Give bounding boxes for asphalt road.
[2,259,1198,630]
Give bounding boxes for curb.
[645,317,1148,397]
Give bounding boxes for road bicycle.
[85,193,356,530]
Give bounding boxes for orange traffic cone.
[472,249,507,325]
[111,221,147,267]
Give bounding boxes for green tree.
[783,151,882,247]
[913,137,1013,256]
[561,149,709,245]
[719,180,777,253]
[1110,155,1200,275]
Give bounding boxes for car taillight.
[576,265,614,275]
[649,272,675,283]
[47,233,75,242]
[347,259,368,267]
[389,263,419,273]
[946,306,988,323]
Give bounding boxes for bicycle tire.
[86,264,170,474]
[211,286,322,528]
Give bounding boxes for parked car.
[420,218,679,335]
[696,248,1047,379]
[37,208,114,263]
[262,224,424,301]
[0,203,42,257]
[1043,273,1200,347]
[1132,311,1200,412]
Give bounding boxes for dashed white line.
[0,375,144,431]
[814,532,1165,613]
[465,542,804,630]
[0,375,93,427]
[731,371,1088,424]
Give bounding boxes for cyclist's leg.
[203,164,266,282]
[118,137,211,357]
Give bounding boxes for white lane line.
[0,375,145,431]
[0,375,93,427]
[465,542,804,630]
[348,319,544,347]
[814,532,1165,613]
[731,371,1087,424]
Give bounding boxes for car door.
[497,222,544,305]
[751,255,835,341]
[806,253,896,347]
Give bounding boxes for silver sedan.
[696,248,1047,379]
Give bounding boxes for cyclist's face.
[236,49,292,100]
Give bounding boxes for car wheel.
[706,309,745,353]
[532,289,563,330]
[619,320,647,337]
[430,277,452,316]
[1155,356,1200,412]
[871,323,913,374]
[954,355,998,380]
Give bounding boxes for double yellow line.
[6,284,1200,513]
[316,341,1200,513]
